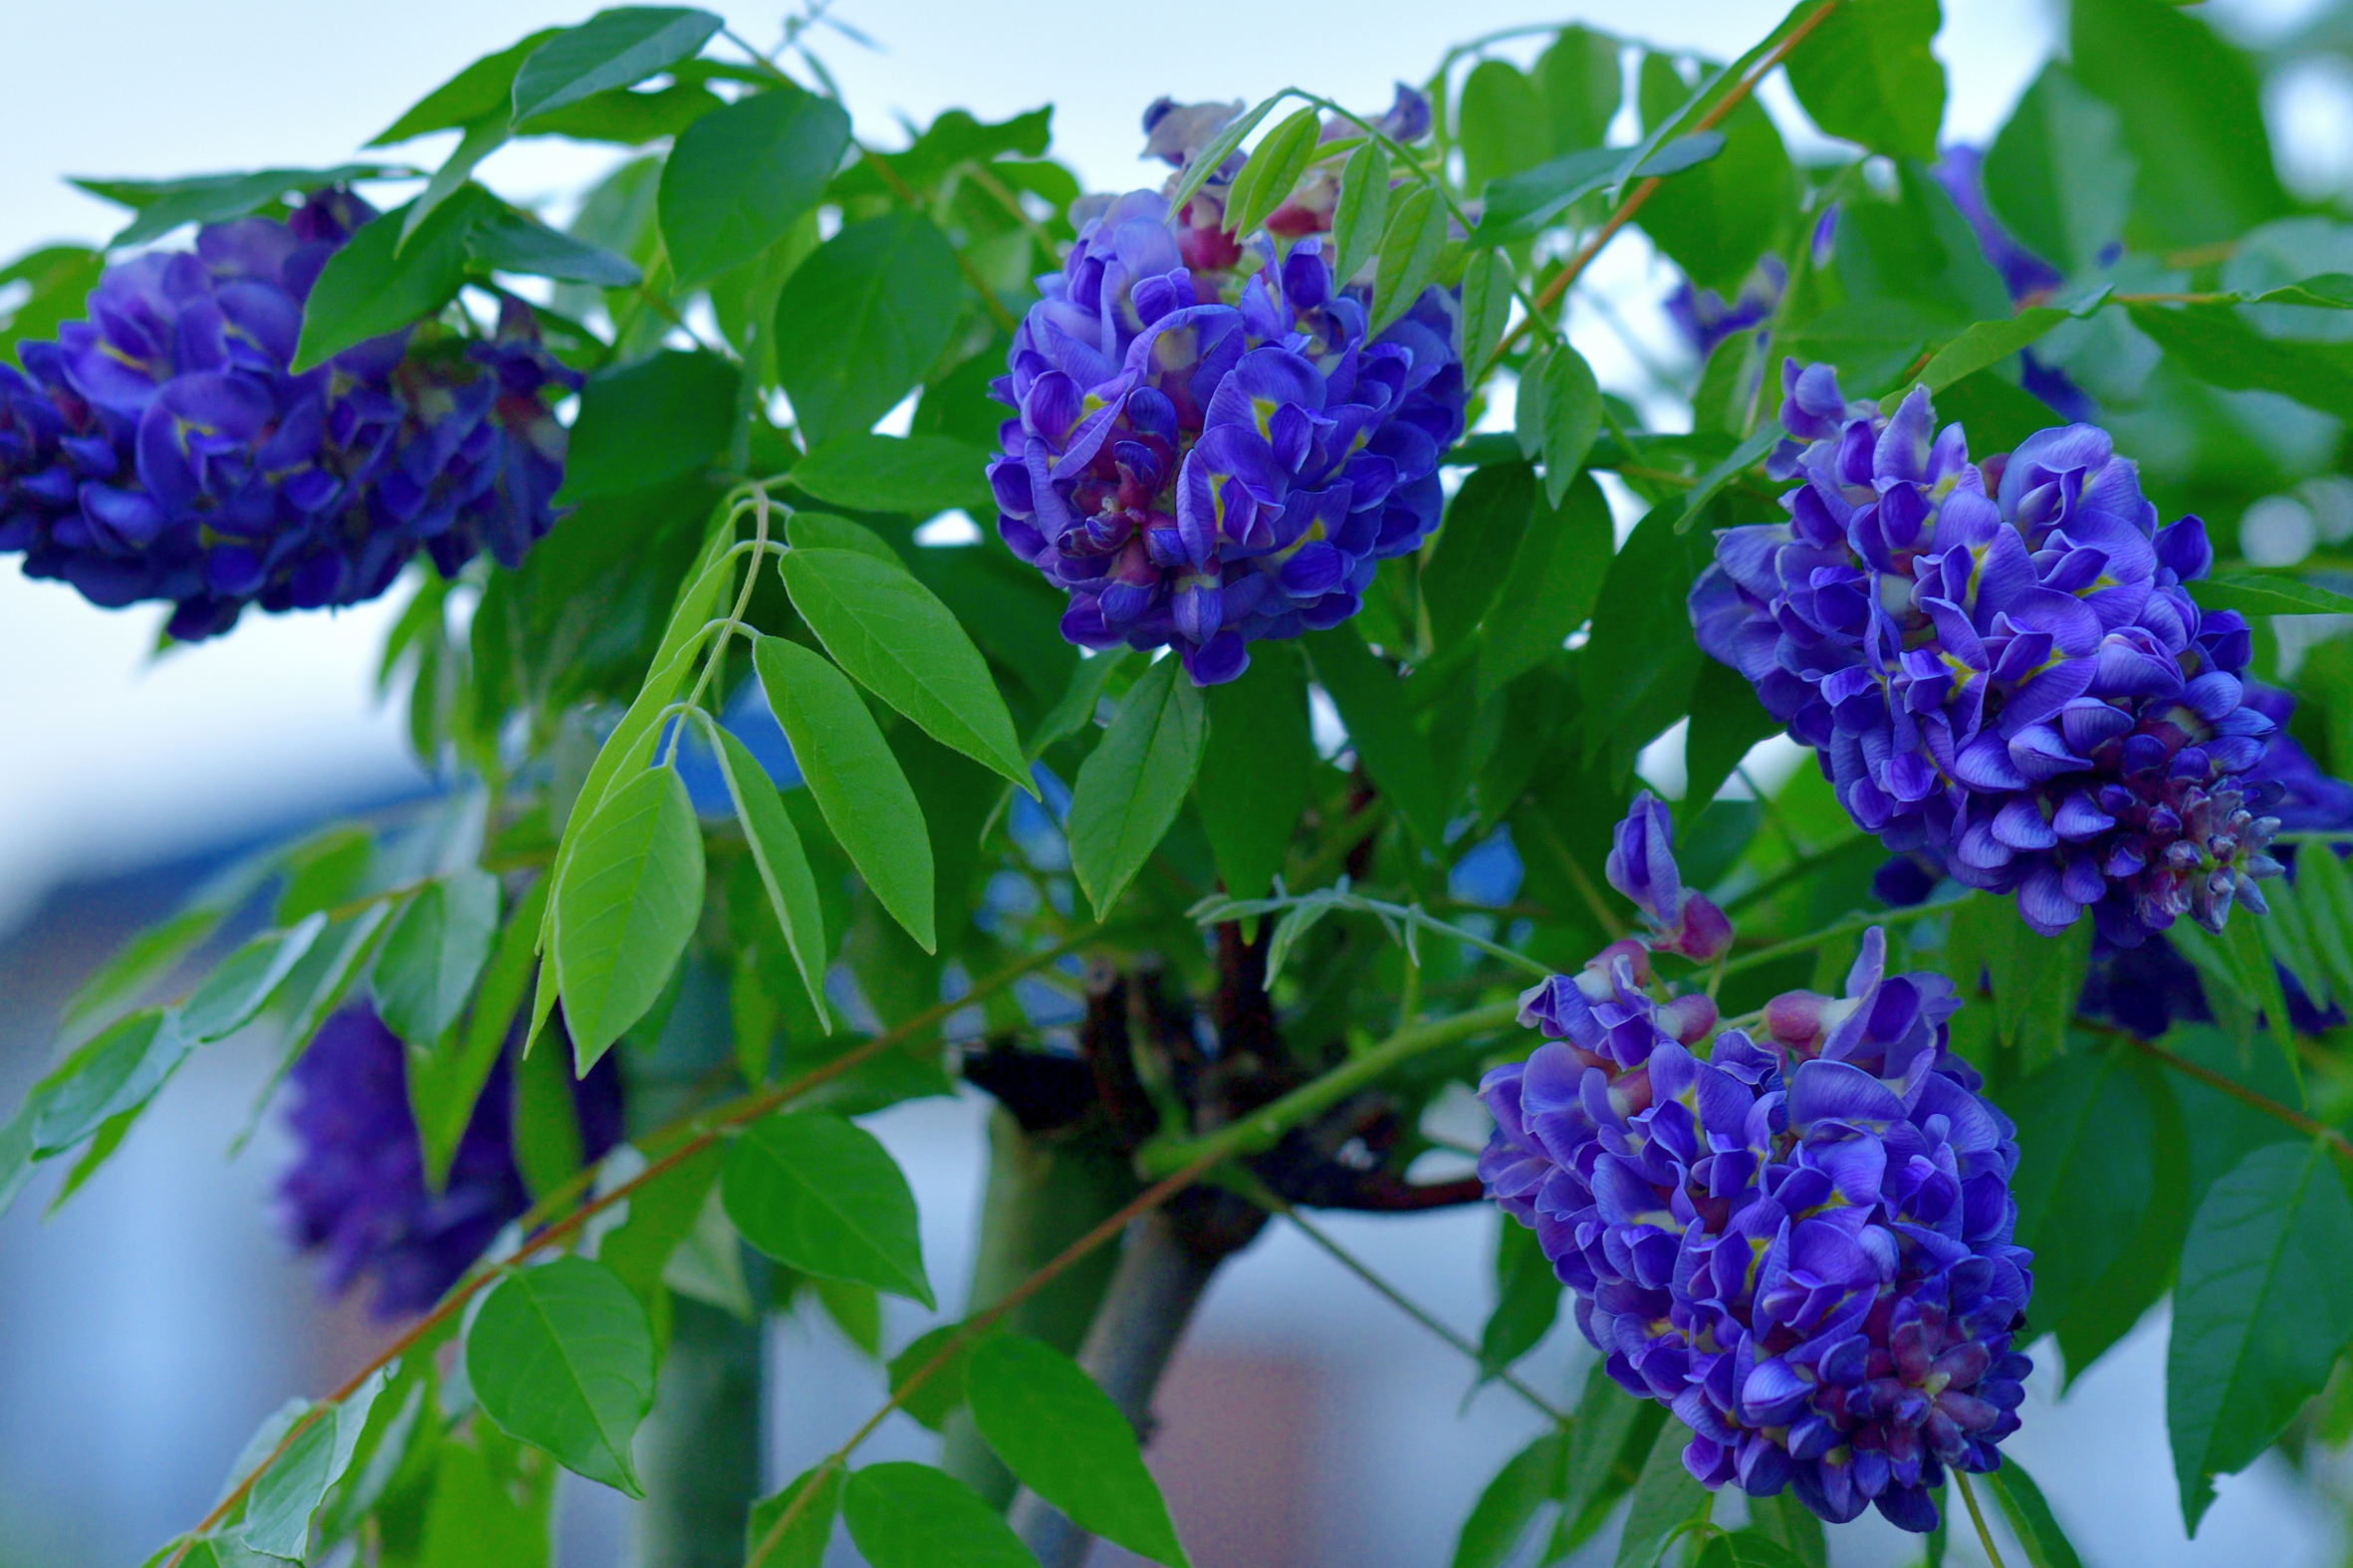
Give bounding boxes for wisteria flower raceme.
[1480,799,2031,1533]
[987,99,1465,685]
[1689,360,2283,945]
[0,189,579,640]
[279,1001,622,1317]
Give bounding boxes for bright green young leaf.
[1372,184,1449,336]
[659,87,850,285]
[1537,26,1624,150]
[2169,1138,2353,1531]
[1460,60,1548,193]
[510,7,724,128]
[1197,649,1313,902]
[1532,345,1601,509]
[75,166,399,250]
[32,1009,187,1156]
[241,1368,391,1559]
[466,205,641,286]
[1167,95,1281,215]
[966,1335,1189,1566]
[1612,1419,1707,1568]
[1983,1458,2084,1568]
[1450,1430,1563,1568]
[1331,141,1390,282]
[1634,60,1791,294]
[180,912,331,1044]
[373,869,501,1047]
[1477,1218,1562,1384]
[1478,470,1613,698]
[782,542,1033,785]
[557,350,742,503]
[746,1464,842,1568]
[722,1110,935,1307]
[371,28,561,143]
[2127,303,2353,422]
[887,1318,1004,1432]
[1030,646,1133,760]
[773,211,964,446]
[1983,63,2134,276]
[706,722,830,1026]
[1309,625,1450,847]
[754,634,936,952]
[413,875,550,1190]
[1909,308,2070,396]
[293,191,487,370]
[786,512,900,562]
[2192,573,2353,618]
[1066,653,1208,917]
[467,1255,657,1496]
[1223,107,1320,237]
[1459,249,1516,374]
[1783,0,1944,161]
[842,1462,1036,1568]
[554,765,706,1072]
[788,432,995,516]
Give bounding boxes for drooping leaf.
[1450,1430,1563,1568]
[1478,470,1613,698]
[412,875,551,1190]
[509,7,725,128]
[745,1464,842,1568]
[371,28,562,144]
[965,1335,1189,1566]
[780,546,1032,788]
[773,212,964,446]
[754,634,936,952]
[723,1110,934,1306]
[841,1462,1036,1568]
[1782,0,1944,161]
[74,166,400,250]
[31,1009,188,1157]
[1330,141,1390,283]
[702,724,829,1029]
[1222,107,1320,237]
[1532,345,1602,509]
[659,87,850,285]
[467,1256,657,1495]
[2168,1138,2353,1531]
[372,870,501,1047]
[1982,1457,2085,1568]
[1611,1419,1707,1568]
[1459,249,1517,375]
[1371,184,1449,336]
[1196,648,1314,902]
[1477,1218,1562,1383]
[465,205,641,286]
[294,190,488,370]
[1065,654,1208,918]
[787,432,995,516]
[557,350,742,503]
[1309,625,1451,847]
[554,765,707,1071]
[241,1368,391,1559]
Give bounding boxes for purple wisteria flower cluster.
[986,100,1466,685]
[0,189,578,640]
[280,1001,622,1317]
[1689,360,2283,945]
[1479,796,2031,1532]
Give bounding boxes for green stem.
[1718,901,1954,980]
[1136,998,1522,1177]
[1955,1472,2011,1568]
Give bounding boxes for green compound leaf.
[1065,653,1207,918]
[2168,1137,2353,1531]
[966,1335,1189,1566]
[179,912,330,1043]
[658,87,849,286]
[722,1110,935,1307]
[842,1462,1037,1568]
[781,546,1031,789]
[554,765,706,1072]
[510,7,724,128]
[372,869,500,1047]
[467,1255,656,1496]
[753,633,936,953]
[773,211,963,446]
[31,1008,187,1157]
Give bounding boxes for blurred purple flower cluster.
[0,189,578,640]
[1690,360,2282,945]
[1479,796,2030,1532]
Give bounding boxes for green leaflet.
[31,1009,185,1158]
[1983,63,2134,276]
[704,721,831,1026]
[1330,141,1390,283]
[1983,1458,2086,1568]
[1611,1419,1707,1568]
[1371,184,1450,336]
[787,432,996,517]
[509,7,724,127]
[2168,1138,2353,1530]
[1308,625,1450,847]
[1477,470,1612,699]
[658,87,849,286]
[372,869,501,1047]
[1476,1218,1562,1385]
[556,350,742,503]
[887,1317,1004,1432]
[1222,107,1320,237]
[746,1464,842,1568]
[722,1110,935,1307]
[842,1462,1035,1568]
[467,1256,657,1496]
[371,28,561,143]
[2193,573,2353,618]
[1781,0,1944,161]
[1450,1430,1563,1568]
[754,633,937,953]
[772,212,963,446]
[1680,657,1781,831]
[1196,648,1314,903]
[780,546,1031,789]
[965,1335,1189,1566]
[412,875,551,1190]
[294,190,487,369]
[78,166,400,250]
[240,1367,391,1559]
[553,765,706,1072]
[1065,653,1208,918]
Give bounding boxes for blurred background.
[6,2,2353,1564]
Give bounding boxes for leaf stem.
[2099,1024,2353,1162]
[1718,902,1952,980]
[1955,1471,2011,1568]
[664,492,776,767]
